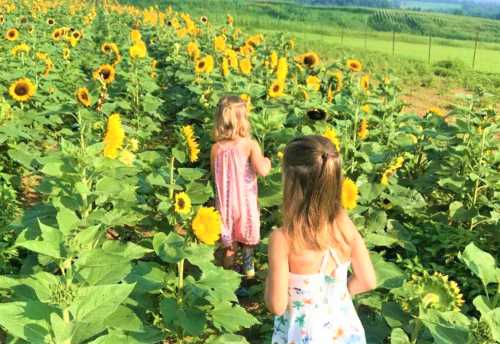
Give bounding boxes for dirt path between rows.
[400,86,471,115]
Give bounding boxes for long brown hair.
[282,135,351,259]
[213,95,250,141]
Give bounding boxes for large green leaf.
[15,221,63,259]
[370,253,405,289]
[420,310,470,344]
[390,328,410,344]
[56,206,80,236]
[211,302,259,332]
[102,241,152,260]
[125,261,169,294]
[50,313,73,344]
[70,283,135,323]
[153,231,186,264]
[159,298,207,336]
[75,249,132,285]
[0,301,54,343]
[458,242,497,288]
[483,308,500,342]
[206,334,250,344]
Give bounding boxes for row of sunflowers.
[0,0,498,343]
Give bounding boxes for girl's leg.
[223,242,239,269]
[242,245,255,278]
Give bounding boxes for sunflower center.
[15,84,28,96]
[48,19,54,24]
[177,199,185,209]
[304,56,315,66]
[8,31,15,38]
[273,85,280,92]
[198,61,205,69]
[80,92,88,101]
[101,69,111,79]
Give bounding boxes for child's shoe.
[242,247,255,279]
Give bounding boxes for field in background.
[401,0,462,11]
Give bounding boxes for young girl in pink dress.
[265,135,376,343]
[211,96,271,278]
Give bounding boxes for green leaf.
[172,147,186,163]
[194,266,241,304]
[75,249,132,285]
[125,261,168,294]
[382,302,409,328]
[103,305,144,332]
[185,243,214,270]
[102,241,152,260]
[178,168,206,181]
[366,210,387,232]
[473,295,492,317]
[159,298,206,336]
[365,233,398,248]
[206,334,250,344]
[420,310,470,344]
[458,242,497,288]
[370,253,405,289]
[50,313,73,344]
[7,148,37,169]
[70,283,135,324]
[483,308,500,342]
[41,162,64,177]
[16,221,63,259]
[185,181,213,204]
[56,206,80,236]
[0,301,53,343]
[153,232,186,264]
[390,328,410,344]
[211,302,259,332]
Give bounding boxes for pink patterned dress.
[214,143,260,248]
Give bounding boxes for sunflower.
[334,70,344,92]
[269,51,278,70]
[103,113,125,159]
[427,107,445,117]
[221,57,230,77]
[214,35,226,52]
[175,192,192,215]
[268,80,284,98]
[358,119,368,140]
[226,14,234,26]
[306,75,321,91]
[130,29,141,42]
[0,15,4,25]
[194,55,214,74]
[181,125,200,163]
[72,30,82,40]
[239,58,252,75]
[51,28,63,41]
[347,59,362,72]
[200,16,208,24]
[341,178,358,210]
[9,78,36,102]
[93,64,116,84]
[129,40,147,59]
[322,127,340,151]
[308,108,327,121]
[297,52,320,68]
[192,207,221,245]
[119,150,135,167]
[63,47,70,60]
[47,18,55,25]
[246,34,264,48]
[5,28,19,41]
[225,49,238,69]
[361,104,370,113]
[240,94,252,110]
[360,74,370,90]
[381,198,393,209]
[11,43,30,56]
[395,271,464,314]
[327,85,334,103]
[101,42,115,54]
[187,41,200,60]
[380,156,405,186]
[276,57,288,81]
[76,87,91,107]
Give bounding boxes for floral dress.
[272,248,366,344]
[214,144,260,248]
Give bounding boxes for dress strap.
[319,248,341,274]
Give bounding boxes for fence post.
[472,31,479,70]
[428,34,432,64]
[392,30,396,56]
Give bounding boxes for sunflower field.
[0,0,499,343]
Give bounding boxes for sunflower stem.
[470,126,486,230]
[169,156,175,200]
[177,258,185,301]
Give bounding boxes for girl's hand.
[250,140,271,176]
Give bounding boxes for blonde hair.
[213,96,250,141]
[282,135,352,259]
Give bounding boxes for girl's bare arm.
[265,229,289,315]
[339,210,377,296]
[250,139,271,176]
